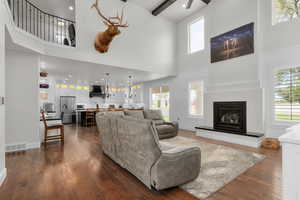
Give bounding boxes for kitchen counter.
[75,108,144,126]
[75,108,144,112]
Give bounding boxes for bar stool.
[85,110,96,127]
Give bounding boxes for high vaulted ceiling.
[130,0,207,22]
[27,0,207,23]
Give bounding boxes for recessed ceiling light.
[69,6,74,11]
[182,4,187,8]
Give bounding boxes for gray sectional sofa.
[96,111,201,190]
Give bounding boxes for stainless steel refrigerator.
[60,96,76,124]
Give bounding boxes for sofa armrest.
[164,121,179,134]
[151,146,201,190]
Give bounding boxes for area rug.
[161,136,265,200]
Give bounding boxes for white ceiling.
[130,0,207,22]
[27,0,206,23]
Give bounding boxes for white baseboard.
[6,142,41,152]
[196,130,264,148]
[0,168,7,187]
[26,142,41,150]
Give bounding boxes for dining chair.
[41,112,64,144]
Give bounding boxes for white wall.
[144,0,263,132]
[145,0,300,138]
[5,49,40,149]
[259,0,300,138]
[1,0,177,76]
[260,0,300,51]
[0,0,7,186]
[75,0,176,75]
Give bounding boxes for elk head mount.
[91,0,128,53]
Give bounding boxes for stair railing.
[7,0,76,47]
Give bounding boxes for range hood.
[89,85,106,98]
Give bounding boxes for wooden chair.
[85,110,96,127]
[41,112,64,144]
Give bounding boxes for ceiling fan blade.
[186,0,194,9]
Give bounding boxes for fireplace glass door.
[214,102,246,134]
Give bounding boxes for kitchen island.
[76,108,144,126]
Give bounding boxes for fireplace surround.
[213,101,247,134]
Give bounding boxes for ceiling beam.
[152,0,211,16]
[186,0,194,9]
[202,0,211,4]
[152,0,177,16]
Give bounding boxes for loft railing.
[7,0,76,47]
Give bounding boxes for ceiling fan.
[120,0,211,16]
[185,0,211,9]
[151,0,211,16]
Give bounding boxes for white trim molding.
[0,168,7,187]
[5,142,41,153]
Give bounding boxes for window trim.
[272,0,300,26]
[188,17,205,55]
[188,80,204,117]
[273,66,300,123]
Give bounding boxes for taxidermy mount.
[91,0,128,53]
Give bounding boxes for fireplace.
[214,101,246,134]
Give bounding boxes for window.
[274,67,300,121]
[189,81,204,116]
[150,86,170,121]
[273,0,300,25]
[188,18,204,54]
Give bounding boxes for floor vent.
[6,144,27,152]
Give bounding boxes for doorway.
[150,86,170,121]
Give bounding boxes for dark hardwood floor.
[0,125,282,200]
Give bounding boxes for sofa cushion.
[124,110,145,119]
[106,111,125,116]
[159,142,176,151]
[144,110,163,120]
[153,120,165,126]
[156,124,175,134]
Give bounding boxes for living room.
[0,0,300,199]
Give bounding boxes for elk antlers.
[91,0,128,28]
